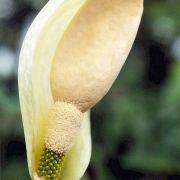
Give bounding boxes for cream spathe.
[51,0,143,112]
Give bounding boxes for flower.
[18,0,143,179]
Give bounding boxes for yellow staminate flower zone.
[19,0,143,179]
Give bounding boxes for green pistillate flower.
[37,148,65,179]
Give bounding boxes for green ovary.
[38,147,65,180]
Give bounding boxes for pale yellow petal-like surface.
[51,0,144,112]
[19,0,91,179]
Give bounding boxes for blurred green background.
[0,0,180,179]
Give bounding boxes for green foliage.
[2,159,30,180]
[91,56,180,178]
[0,84,22,137]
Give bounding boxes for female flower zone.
[18,0,143,179]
